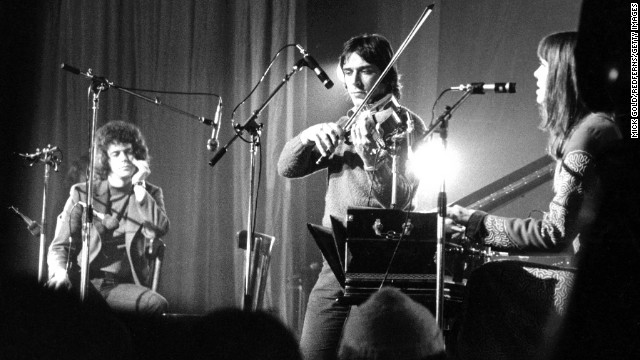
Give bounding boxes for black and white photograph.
[0,1,635,359]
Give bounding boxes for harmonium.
[308,207,466,310]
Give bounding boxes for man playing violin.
[278,34,426,360]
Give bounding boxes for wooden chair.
[147,238,166,292]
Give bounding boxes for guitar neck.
[453,156,555,211]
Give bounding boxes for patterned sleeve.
[465,150,594,251]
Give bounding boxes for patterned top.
[465,113,621,251]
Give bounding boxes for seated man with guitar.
[47,120,170,316]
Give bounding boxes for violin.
[314,94,411,166]
[343,94,409,150]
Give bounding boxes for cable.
[430,88,452,126]
[378,210,412,290]
[115,88,220,98]
[365,149,382,207]
[377,126,425,289]
[379,90,455,289]
[231,44,299,143]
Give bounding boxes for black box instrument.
[309,207,465,305]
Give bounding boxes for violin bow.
[317,3,435,163]
[342,3,435,131]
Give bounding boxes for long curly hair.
[339,33,402,100]
[92,121,150,180]
[536,31,589,159]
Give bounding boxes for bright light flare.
[408,137,460,191]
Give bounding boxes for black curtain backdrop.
[2,0,580,335]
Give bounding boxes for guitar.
[452,156,555,210]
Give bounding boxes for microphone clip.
[16,145,63,171]
[293,45,311,71]
[469,83,488,94]
[293,58,308,72]
[451,83,486,94]
[87,68,111,92]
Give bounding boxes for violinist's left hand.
[351,115,381,167]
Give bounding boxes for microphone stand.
[390,138,400,209]
[389,113,415,209]
[38,146,62,284]
[61,64,216,302]
[19,145,62,283]
[60,64,217,126]
[388,134,407,209]
[78,79,105,302]
[244,134,259,311]
[421,88,473,328]
[209,59,305,310]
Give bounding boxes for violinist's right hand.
[300,122,345,158]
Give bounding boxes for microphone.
[451,82,516,94]
[16,146,60,160]
[60,63,111,89]
[207,97,223,151]
[60,63,81,75]
[9,206,41,237]
[296,45,334,89]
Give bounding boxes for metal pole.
[243,139,258,310]
[435,136,447,327]
[423,90,474,329]
[37,159,51,283]
[80,85,102,302]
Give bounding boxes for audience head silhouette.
[0,273,133,360]
[339,287,446,360]
[189,307,302,360]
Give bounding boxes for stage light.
[408,137,459,192]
